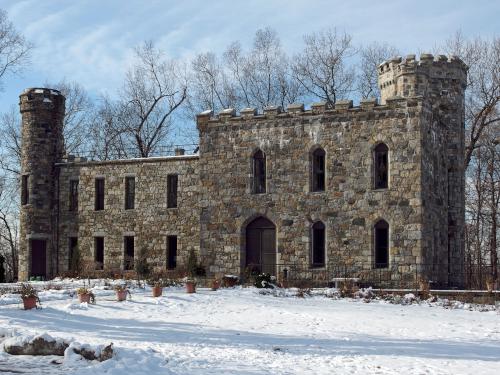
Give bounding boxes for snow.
[0,281,499,374]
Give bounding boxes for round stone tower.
[18,88,65,281]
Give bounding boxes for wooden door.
[31,240,47,278]
[246,217,276,276]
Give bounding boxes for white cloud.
[0,0,498,112]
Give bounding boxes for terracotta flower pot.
[116,290,128,301]
[185,281,196,294]
[78,293,91,303]
[22,296,37,310]
[211,280,220,291]
[152,285,163,297]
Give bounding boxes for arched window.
[374,143,389,189]
[374,220,389,268]
[311,221,326,267]
[252,149,266,194]
[311,147,326,192]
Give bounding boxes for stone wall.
[56,156,200,275]
[197,98,426,284]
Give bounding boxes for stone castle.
[18,53,467,287]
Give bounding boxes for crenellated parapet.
[195,96,427,129]
[378,53,467,104]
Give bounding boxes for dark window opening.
[124,236,134,270]
[69,180,79,211]
[312,148,326,192]
[311,221,326,267]
[95,178,105,211]
[94,237,104,269]
[167,236,177,269]
[125,177,135,210]
[69,237,78,271]
[374,143,389,189]
[374,220,389,268]
[167,175,178,208]
[21,175,29,205]
[252,149,266,194]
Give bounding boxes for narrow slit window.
[95,178,105,211]
[167,236,177,269]
[21,175,29,205]
[312,148,326,192]
[124,236,134,270]
[374,220,389,268]
[167,175,178,208]
[125,177,135,210]
[374,143,389,189]
[94,237,104,270]
[252,149,266,194]
[69,180,79,211]
[311,221,326,267]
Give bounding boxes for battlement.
[19,87,65,113]
[196,96,423,128]
[378,53,467,104]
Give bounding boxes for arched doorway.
[245,216,276,276]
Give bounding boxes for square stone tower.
[379,54,467,285]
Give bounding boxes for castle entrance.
[245,217,276,276]
[30,239,47,278]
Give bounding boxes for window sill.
[310,265,326,270]
[372,188,389,192]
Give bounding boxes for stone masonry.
[18,54,467,287]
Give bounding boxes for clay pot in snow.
[185,281,196,294]
[22,296,37,310]
[152,285,163,297]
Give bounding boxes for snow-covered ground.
[0,282,499,374]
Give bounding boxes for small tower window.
[311,221,326,267]
[167,174,178,208]
[125,177,135,210]
[311,147,326,192]
[21,175,29,205]
[69,180,79,211]
[95,178,105,211]
[374,220,389,268]
[252,149,266,194]
[374,143,389,189]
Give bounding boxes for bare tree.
[188,51,237,115]
[0,9,32,91]
[117,41,188,157]
[45,80,94,155]
[0,181,19,280]
[443,32,500,169]
[357,42,399,99]
[0,106,21,175]
[292,28,356,105]
[88,95,130,160]
[242,27,301,109]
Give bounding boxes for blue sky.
[0,0,498,114]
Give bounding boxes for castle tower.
[18,88,65,281]
[378,54,468,286]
